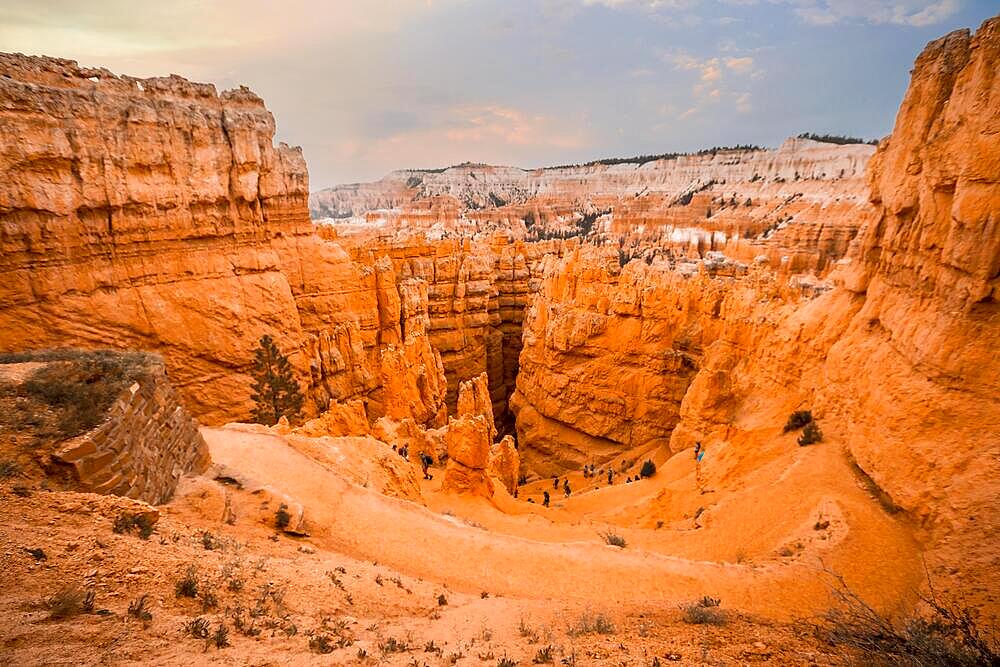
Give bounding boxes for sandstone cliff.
[0,54,446,426]
[313,139,875,274]
[511,18,1000,608]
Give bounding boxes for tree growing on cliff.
[250,335,303,425]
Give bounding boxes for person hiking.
[563,480,571,497]
[542,490,550,507]
[607,469,613,485]
[399,445,408,460]
[420,452,433,480]
[693,441,702,460]
[552,476,560,490]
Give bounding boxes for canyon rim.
[0,6,998,667]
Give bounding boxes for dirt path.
[200,426,922,621]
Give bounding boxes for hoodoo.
[0,10,997,666]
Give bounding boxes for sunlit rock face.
[0,54,446,425]
[312,138,875,275]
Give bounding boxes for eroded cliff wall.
[512,18,1000,606]
[0,55,446,425]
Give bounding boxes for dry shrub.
[681,596,726,625]
[602,531,626,548]
[128,595,152,621]
[15,349,155,439]
[818,567,998,666]
[567,611,615,636]
[45,586,93,619]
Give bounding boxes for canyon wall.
[512,18,1000,604]
[342,235,570,419]
[0,54,447,425]
[312,139,875,274]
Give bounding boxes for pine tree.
[249,334,303,425]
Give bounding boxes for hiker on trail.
[607,469,613,485]
[563,480,571,497]
[693,441,702,460]
[542,490,550,507]
[553,476,560,490]
[399,445,408,460]
[420,452,433,480]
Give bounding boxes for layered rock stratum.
[0,15,998,665]
[0,54,448,426]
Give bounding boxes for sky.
[1,1,997,188]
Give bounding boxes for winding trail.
[201,425,923,621]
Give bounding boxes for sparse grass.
[0,459,21,479]
[533,645,554,663]
[567,611,615,636]
[128,595,152,621]
[44,586,92,619]
[199,589,218,611]
[186,616,211,639]
[497,657,517,667]
[519,617,539,643]
[201,531,220,550]
[681,596,726,625]
[12,349,155,439]
[817,566,998,666]
[379,636,409,654]
[602,531,626,548]
[309,634,334,654]
[212,623,230,648]
[175,566,199,598]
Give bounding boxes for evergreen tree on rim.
[250,334,304,425]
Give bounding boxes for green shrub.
[783,410,813,432]
[175,566,199,598]
[798,421,823,446]
[275,504,291,530]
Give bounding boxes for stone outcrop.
[441,415,494,497]
[0,54,446,426]
[53,361,210,504]
[488,435,520,495]
[510,246,802,474]
[457,372,495,440]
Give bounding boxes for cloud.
[724,56,754,73]
[579,0,698,8]
[734,92,753,113]
[343,104,588,170]
[772,0,960,27]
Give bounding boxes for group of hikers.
[392,444,435,481]
[392,439,708,502]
